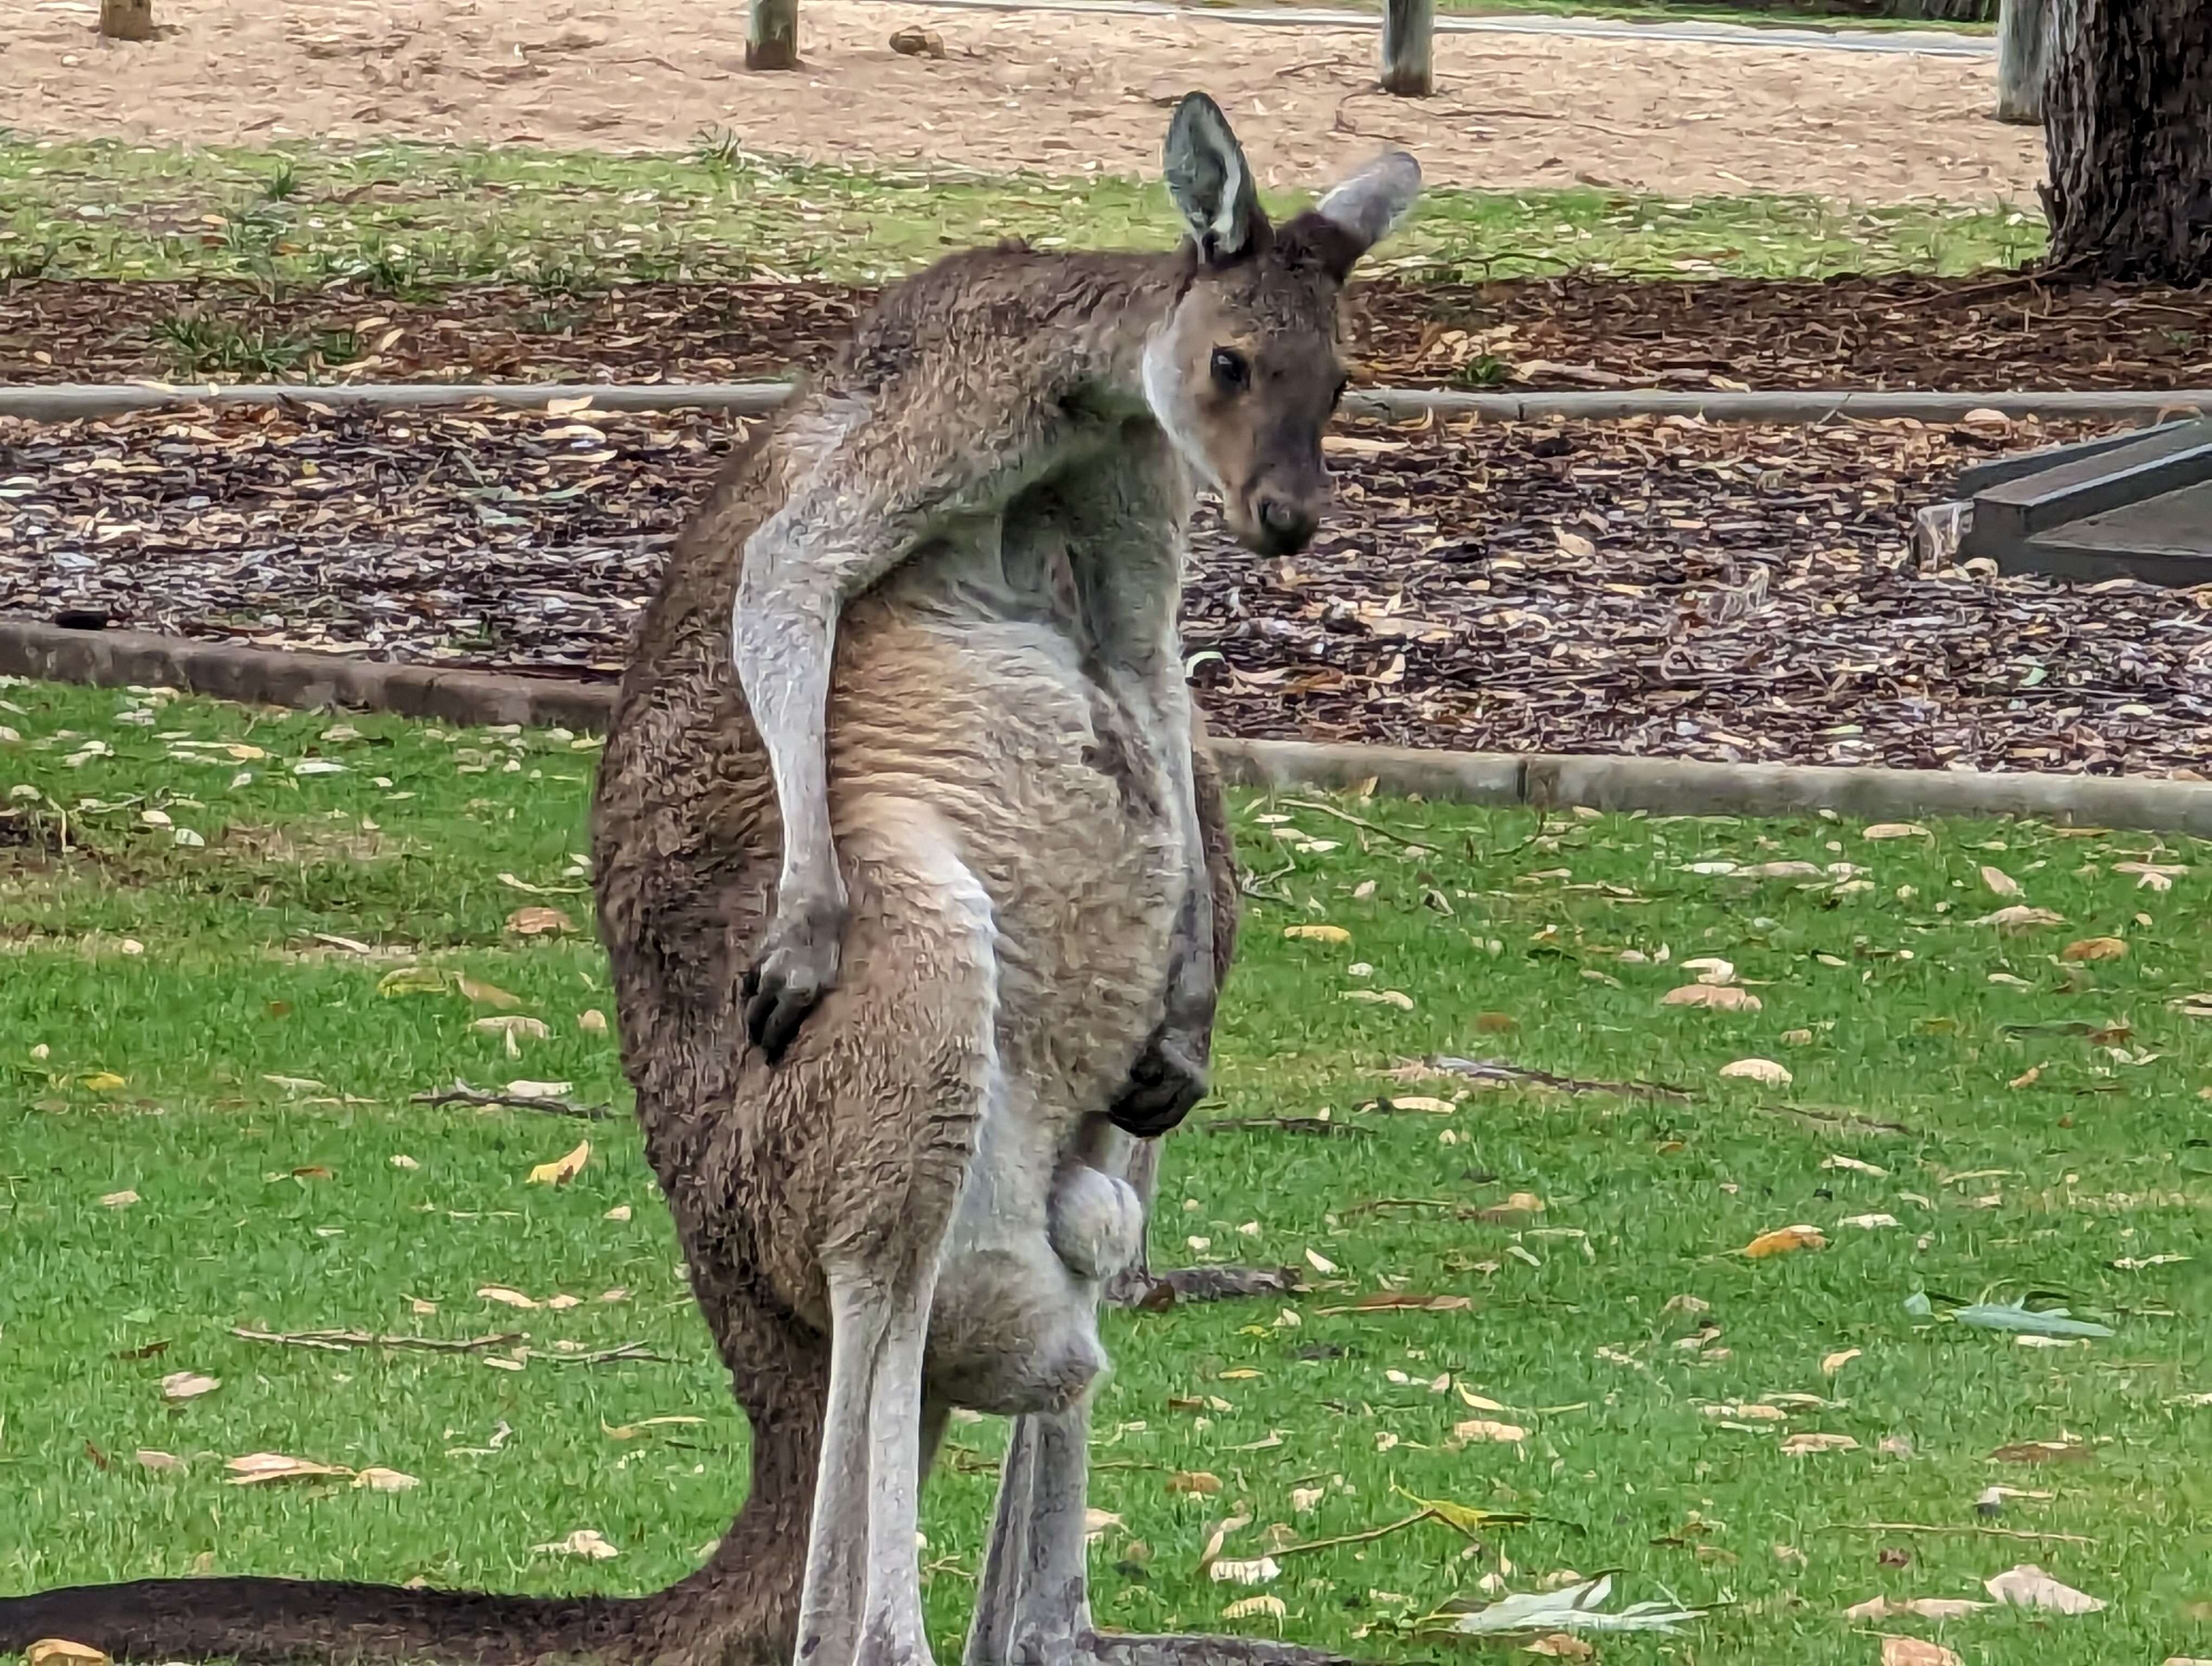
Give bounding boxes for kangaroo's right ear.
[1163,92,1268,264]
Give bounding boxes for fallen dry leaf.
[1822,1348,1863,1377]
[1283,924,1351,944]
[1840,1213,1901,1230]
[1720,1056,1792,1086]
[1984,1564,2105,1614]
[1452,1418,1530,1443]
[1523,1637,1596,1661]
[1823,1154,1888,1177]
[507,1079,577,1100]
[1304,1247,1339,1276]
[526,1139,591,1186]
[1863,823,1931,841]
[506,906,574,937]
[457,976,522,1009]
[1222,1594,1288,1622]
[1880,1639,1962,1666]
[1845,1595,1989,1622]
[1208,1556,1281,1586]
[2060,936,2127,962]
[1780,1432,1861,1456]
[533,1529,619,1560]
[1979,865,2023,898]
[1680,955,1737,984]
[99,1189,140,1209]
[159,1371,219,1401]
[2008,1065,2042,1089]
[578,1009,609,1034]
[1743,1224,1827,1258]
[25,1643,109,1666]
[478,1285,540,1309]
[1662,984,1762,1012]
[1168,1471,1223,1496]
[1973,905,2066,931]
[1989,1439,2094,1464]
[1290,1485,1324,1514]
[604,1204,633,1222]
[226,1452,351,1485]
[2114,860,2185,890]
[134,1449,184,1473]
[1341,988,1415,1010]
[355,1467,420,1492]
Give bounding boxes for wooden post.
[1379,0,1434,97]
[99,0,155,41]
[1995,0,2048,124]
[746,0,799,71]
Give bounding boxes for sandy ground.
[6,0,2043,202]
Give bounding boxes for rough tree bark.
[747,0,798,71]
[99,0,155,41]
[2042,0,2212,283]
[1379,0,1434,97]
[1994,0,2047,125]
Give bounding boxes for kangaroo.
[0,94,1417,1666]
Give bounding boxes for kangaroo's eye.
[1210,348,1250,392]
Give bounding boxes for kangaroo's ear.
[1163,92,1268,264]
[1311,149,1423,267]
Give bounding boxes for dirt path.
[9,0,2042,202]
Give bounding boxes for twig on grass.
[1204,1116,1368,1137]
[1277,797,1441,854]
[1820,1522,2095,1546]
[411,1081,616,1119]
[232,1327,524,1354]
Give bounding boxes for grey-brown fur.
[0,94,1416,1666]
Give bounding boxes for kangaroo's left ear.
[1163,91,1269,264]
[1306,149,1423,276]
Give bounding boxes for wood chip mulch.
[8,401,2212,778]
[5,271,2210,392]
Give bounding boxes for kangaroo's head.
[1143,93,1421,558]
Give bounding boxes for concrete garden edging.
[9,621,2211,836]
[3,382,2209,427]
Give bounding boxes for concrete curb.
[3,382,2209,427]
[10,620,2212,836]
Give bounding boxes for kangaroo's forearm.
[732,571,844,913]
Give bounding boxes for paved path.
[887,0,1994,54]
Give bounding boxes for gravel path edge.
[11,620,2212,836]
[6,383,2211,425]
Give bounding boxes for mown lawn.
[2,676,2208,1664]
[0,135,2043,299]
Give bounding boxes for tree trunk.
[1379,0,1433,97]
[99,0,155,41]
[747,0,799,71]
[2042,0,2212,283]
[1994,0,2046,124]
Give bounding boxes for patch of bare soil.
[7,0,2040,201]
[4,271,2209,391]
[8,402,2212,778]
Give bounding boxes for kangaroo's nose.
[1256,494,1318,554]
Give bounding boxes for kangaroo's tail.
[0,1577,635,1665]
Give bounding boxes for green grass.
[0,135,2046,292]
[4,676,2209,1664]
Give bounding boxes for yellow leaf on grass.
[578,1009,610,1034]
[226,1452,351,1484]
[1222,1594,1287,1621]
[377,965,451,997]
[458,976,522,1009]
[1980,866,2023,898]
[527,1141,593,1187]
[79,1072,126,1093]
[1821,1348,1862,1376]
[2009,1065,2041,1089]
[134,1449,184,1472]
[355,1467,420,1492]
[1863,823,1930,841]
[1662,984,1763,1012]
[1452,1418,1529,1443]
[478,1285,540,1309]
[1208,1556,1281,1586]
[507,1080,575,1100]
[1283,925,1351,944]
[159,1371,220,1400]
[1779,1431,1860,1455]
[2060,936,2127,962]
[1881,1638,1962,1666]
[532,1530,619,1560]
[1743,1224,1827,1258]
[1975,905,2065,931]
[506,906,574,937]
[1524,1637,1595,1661]
[1168,1471,1223,1495]
[100,1189,140,1209]
[1341,988,1415,1010]
[26,1642,110,1666]
[1720,1058,1792,1086]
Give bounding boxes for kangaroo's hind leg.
[781,796,1001,1666]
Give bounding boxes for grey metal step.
[1953,418,2210,497]
[2009,480,2212,587]
[1959,417,2212,581]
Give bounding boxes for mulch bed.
[8,401,2212,778]
[4,271,2210,392]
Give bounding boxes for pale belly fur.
[820,567,1189,1414]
